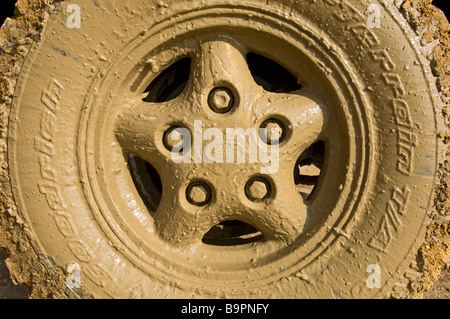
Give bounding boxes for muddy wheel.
[0,0,447,298]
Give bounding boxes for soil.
[0,249,28,299]
[424,259,450,298]
[401,0,450,299]
[0,0,449,299]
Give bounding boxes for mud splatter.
[401,0,450,298]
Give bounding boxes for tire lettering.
[370,49,395,71]
[38,182,66,210]
[382,73,406,98]
[368,186,411,252]
[347,23,380,48]
[368,48,417,176]
[54,211,79,238]
[35,79,121,296]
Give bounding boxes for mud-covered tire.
[0,0,448,298]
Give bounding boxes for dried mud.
[0,0,449,298]
[402,0,450,298]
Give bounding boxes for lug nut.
[163,126,190,152]
[186,182,212,206]
[259,119,285,145]
[245,177,271,202]
[208,87,234,113]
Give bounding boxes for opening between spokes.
[202,220,263,246]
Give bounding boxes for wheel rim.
[78,5,372,291]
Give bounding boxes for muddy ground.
[0,0,449,299]
[0,249,28,299]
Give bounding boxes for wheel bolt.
[163,126,190,152]
[245,177,271,202]
[259,119,285,145]
[208,87,234,113]
[186,182,212,206]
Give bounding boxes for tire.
[0,0,447,298]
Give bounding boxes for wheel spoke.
[153,182,216,247]
[188,39,257,97]
[240,176,307,244]
[114,99,183,162]
[255,88,328,159]
[201,174,307,245]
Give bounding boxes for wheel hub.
[114,39,328,247]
